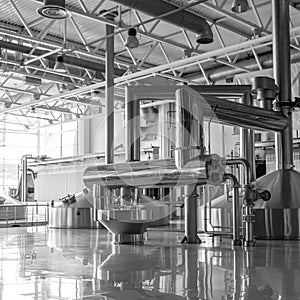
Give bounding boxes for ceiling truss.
[0,0,299,129]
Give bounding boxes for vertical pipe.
[182,185,201,243]
[273,0,293,170]
[239,92,256,181]
[223,173,241,246]
[244,206,254,245]
[105,17,115,165]
[125,87,140,161]
[175,88,204,169]
[21,156,28,202]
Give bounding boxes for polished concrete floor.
[0,225,300,300]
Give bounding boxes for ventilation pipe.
[111,0,212,43]
[185,50,300,84]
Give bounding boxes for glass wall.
[0,122,38,191]
[39,121,79,159]
[0,119,79,192]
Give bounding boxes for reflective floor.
[0,226,300,300]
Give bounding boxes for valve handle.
[259,190,271,201]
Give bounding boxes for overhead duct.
[24,76,42,86]
[111,0,213,43]
[0,40,125,76]
[185,49,300,84]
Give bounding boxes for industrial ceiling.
[1,0,300,129]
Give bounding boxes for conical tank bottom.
[255,169,300,209]
[254,169,300,240]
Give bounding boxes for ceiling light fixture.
[54,55,67,73]
[231,0,249,13]
[37,0,70,19]
[4,101,12,109]
[196,25,213,44]
[125,28,139,49]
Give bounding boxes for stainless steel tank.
[254,169,300,240]
[49,207,100,229]
[48,189,101,229]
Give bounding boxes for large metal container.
[49,207,100,229]
[254,208,300,240]
[254,169,300,239]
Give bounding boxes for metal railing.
[0,203,49,227]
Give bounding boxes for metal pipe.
[21,155,30,202]
[111,0,211,37]
[203,185,233,236]
[239,92,256,182]
[83,158,209,189]
[203,95,287,132]
[175,88,204,169]
[226,158,253,184]
[182,185,201,244]
[273,0,294,170]
[203,173,242,245]
[105,19,115,165]
[126,85,287,132]
[125,86,140,162]
[225,159,256,246]
[191,85,251,96]
[223,173,241,246]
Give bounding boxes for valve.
[243,185,271,206]
[256,189,271,202]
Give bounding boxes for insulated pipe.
[83,158,209,189]
[111,0,211,37]
[203,95,287,132]
[191,85,251,96]
[105,18,115,165]
[175,88,205,169]
[272,0,294,170]
[239,93,256,182]
[125,86,287,132]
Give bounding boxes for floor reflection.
[0,226,300,299]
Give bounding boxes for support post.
[21,155,29,202]
[181,185,201,244]
[240,92,256,181]
[273,0,293,170]
[125,87,140,162]
[105,14,116,165]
